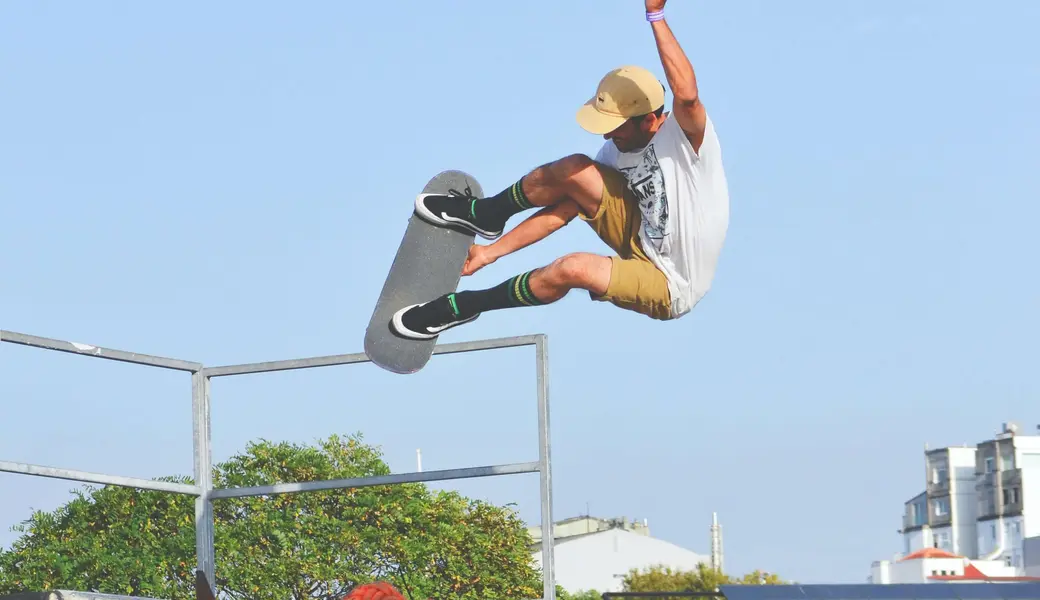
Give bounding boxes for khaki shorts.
[579,163,673,321]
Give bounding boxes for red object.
[344,582,405,600]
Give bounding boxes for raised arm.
[646,0,707,152]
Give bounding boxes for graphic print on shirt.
[620,143,669,251]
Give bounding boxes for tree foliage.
[557,588,604,600]
[552,563,785,600]
[622,563,786,594]
[0,434,541,600]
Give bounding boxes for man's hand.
[462,244,497,276]
[461,201,579,276]
[645,0,665,13]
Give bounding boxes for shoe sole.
[414,193,503,240]
[390,303,480,340]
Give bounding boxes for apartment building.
[875,422,1040,581]
[973,424,1040,567]
[899,446,979,557]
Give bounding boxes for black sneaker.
[414,187,504,240]
[390,294,479,340]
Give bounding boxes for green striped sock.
[451,270,545,319]
[474,178,535,222]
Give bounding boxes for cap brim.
[576,100,627,135]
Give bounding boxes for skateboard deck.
[364,170,482,374]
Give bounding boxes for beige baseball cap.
[576,66,666,134]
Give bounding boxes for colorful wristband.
[646,10,664,22]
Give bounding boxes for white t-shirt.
[595,112,730,318]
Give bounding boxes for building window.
[1000,447,1014,470]
[932,498,950,516]
[985,456,996,473]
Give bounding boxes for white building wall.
[870,556,1020,584]
[950,447,979,557]
[977,518,1005,561]
[1024,536,1040,577]
[871,557,965,584]
[977,515,1026,567]
[1018,440,1040,539]
[931,526,953,553]
[530,528,708,594]
[973,559,1021,578]
[904,528,930,555]
[1007,516,1026,569]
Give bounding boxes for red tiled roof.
[900,548,962,561]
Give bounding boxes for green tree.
[622,563,786,594]
[0,434,541,600]
[556,588,602,600]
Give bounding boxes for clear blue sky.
[2,0,1038,586]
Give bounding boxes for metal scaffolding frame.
[0,329,557,600]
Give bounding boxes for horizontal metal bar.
[203,334,543,378]
[432,334,543,355]
[0,330,202,372]
[42,592,167,600]
[210,461,540,499]
[202,349,370,377]
[603,593,724,598]
[0,460,201,496]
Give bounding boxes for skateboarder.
[391,0,730,340]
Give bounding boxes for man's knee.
[546,153,601,186]
[542,154,605,218]
[552,153,595,173]
[547,253,609,290]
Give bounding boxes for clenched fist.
[646,0,666,13]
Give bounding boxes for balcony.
[976,470,999,492]
[903,511,927,531]
[927,461,951,495]
[1001,467,1022,488]
[928,494,952,527]
[1000,470,1023,517]
[928,478,951,495]
[977,488,1000,520]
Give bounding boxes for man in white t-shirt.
[391,0,730,340]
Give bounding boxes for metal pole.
[0,329,201,372]
[535,334,555,600]
[210,462,540,500]
[0,461,200,495]
[192,371,215,594]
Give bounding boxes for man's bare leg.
[392,154,617,340]
[528,253,612,301]
[414,154,607,240]
[390,251,614,339]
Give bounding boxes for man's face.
[603,114,659,152]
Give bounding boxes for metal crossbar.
[0,329,556,600]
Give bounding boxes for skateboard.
[364,170,483,374]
